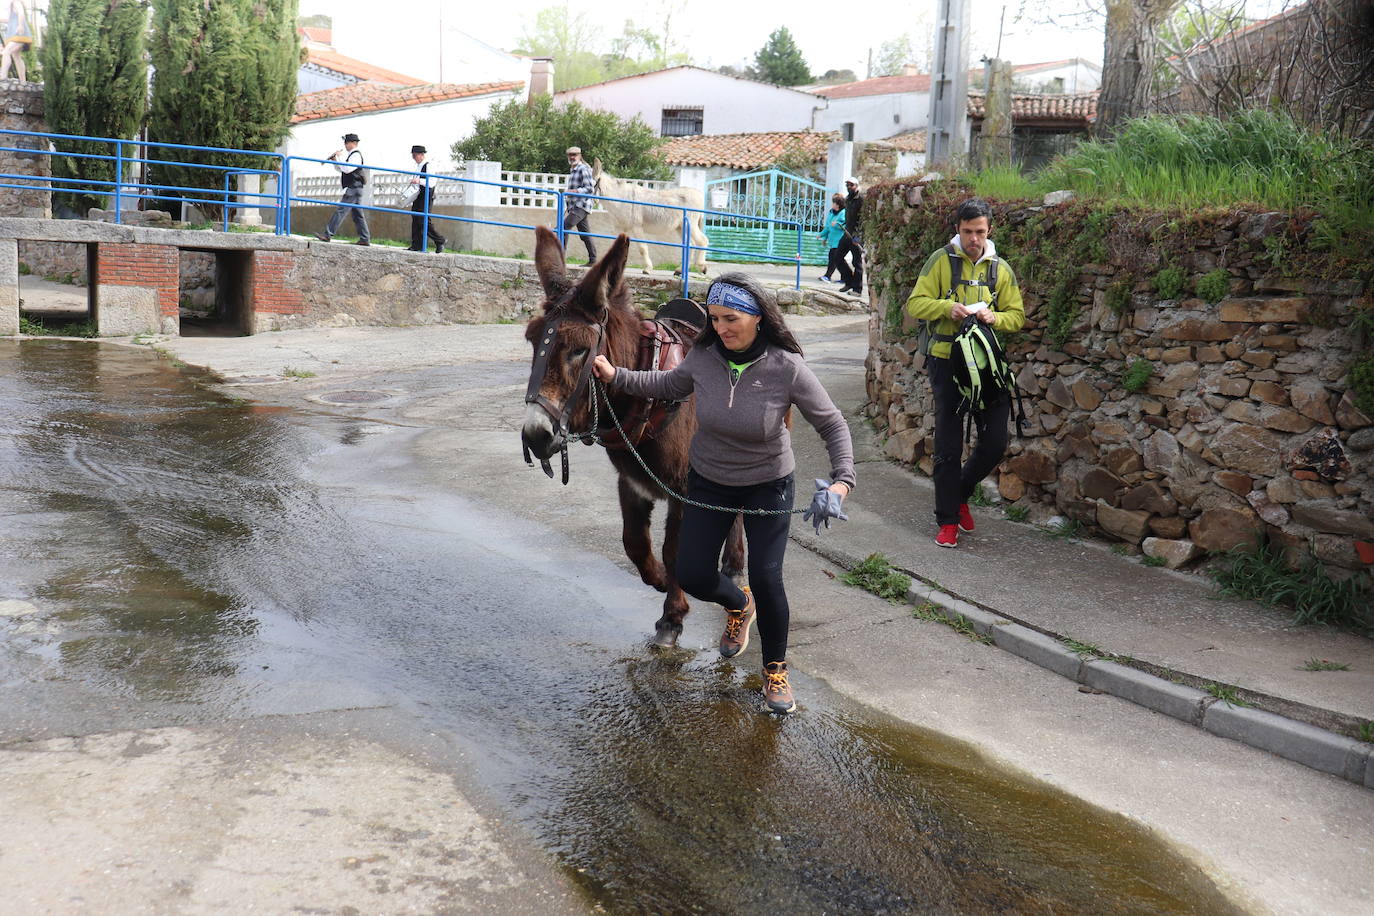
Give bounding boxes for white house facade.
[554,67,827,136]
[806,73,932,142]
[285,81,524,176]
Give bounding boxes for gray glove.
[802,478,848,534]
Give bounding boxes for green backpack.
[949,314,1028,440]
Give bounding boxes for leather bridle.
[522,286,608,484]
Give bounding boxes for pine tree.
[147,0,300,214]
[42,0,150,215]
[753,27,810,86]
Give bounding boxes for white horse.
[592,159,709,275]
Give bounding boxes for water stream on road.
[0,340,1241,915]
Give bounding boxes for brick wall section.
[251,251,304,315]
[95,243,179,317]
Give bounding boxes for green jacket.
[903,238,1025,360]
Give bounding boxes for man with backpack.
[904,197,1025,548]
[315,133,370,246]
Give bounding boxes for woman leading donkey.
[592,274,853,714]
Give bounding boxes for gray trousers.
[325,186,369,242]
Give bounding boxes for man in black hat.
[315,133,370,246]
[407,144,445,253]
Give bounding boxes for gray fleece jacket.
[610,342,856,490]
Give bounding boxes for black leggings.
[928,356,1010,526]
[676,469,794,665]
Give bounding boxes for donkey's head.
[521,226,630,462]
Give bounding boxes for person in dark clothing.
[562,146,598,265]
[818,193,852,287]
[838,176,864,295]
[315,133,370,245]
[407,145,445,253]
[591,273,855,715]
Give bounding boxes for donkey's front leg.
[637,240,655,275]
[619,476,666,591]
[652,496,690,648]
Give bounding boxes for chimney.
[528,57,555,106]
[902,64,921,77]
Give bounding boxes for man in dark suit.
[407,145,445,253]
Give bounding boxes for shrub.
[1153,266,1186,300]
[1122,359,1154,393]
[1105,279,1132,314]
[1196,268,1231,303]
[1046,266,1080,348]
[1350,354,1374,415]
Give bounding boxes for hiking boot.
[313,231,330,242]
[958,503,976,533]
[354,239,370,246]
[936,524,959,548]
[718,586,755,659]
[761,661,796,714]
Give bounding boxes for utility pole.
[926,0,971,168]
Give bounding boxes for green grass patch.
[1152,265,1186,300]
[1300,658,1350,672]
[841,553,912,604]
[970,482,997,508]
[1360,722,1374,743]
[1121,358,1154,393]
[1196,268,1231,303]
[19,315,98,338]
[282,367,317,379]
[1046,518,1084,540]
[911,603,992,644]
[1061,636,1116,659]
[17,261,30,275]
[968,164,1037,201]
[1004,504,1030,522]
[1203,682,1248,707]
[1141,555,1167,568]
[1045,265,1080,348]
[1211,538,1372,634]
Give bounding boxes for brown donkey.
[521,226,743,647]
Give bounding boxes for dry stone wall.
[0,80,49,219]
[864,182,1373,582]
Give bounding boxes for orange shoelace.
[764,666,790,695]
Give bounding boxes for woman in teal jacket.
[818,193,852,286]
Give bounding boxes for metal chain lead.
[590,379,804,517]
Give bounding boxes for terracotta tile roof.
[293,80,525,123]
[967,91,1098,123]
[304,49,425,86]
[660,130,839,169]
[810,73,932,99]
[298,26,333,47]
[882,129,927,153]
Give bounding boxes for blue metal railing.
[0,127,806,294]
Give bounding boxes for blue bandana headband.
[706,281,762,316]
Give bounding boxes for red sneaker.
[958,503,976,533]
[936,524,959,548]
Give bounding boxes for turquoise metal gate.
[705,169,829,266]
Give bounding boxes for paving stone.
[1202,702,1365,782]
[1081,660,1208,723]
[990,623,1083,680]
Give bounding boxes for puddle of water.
[0,339,1242,915]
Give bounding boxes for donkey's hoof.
[650,625,681,650]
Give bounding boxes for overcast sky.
[298,0,1111,78]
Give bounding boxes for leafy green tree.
[42,0,149,215]
[147,0,300,213]
[516,4,689,90]
[753,27,810,86]
[872,34,917,77]
[452,96,670,180]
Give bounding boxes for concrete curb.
[796,534,1373,789]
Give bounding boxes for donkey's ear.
[577,234,629,313]
[533,225,567,299]
[592,158,602,178]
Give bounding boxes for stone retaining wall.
[0,80,50,220]
[864,184,1373,579]
[1,217,863,338]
